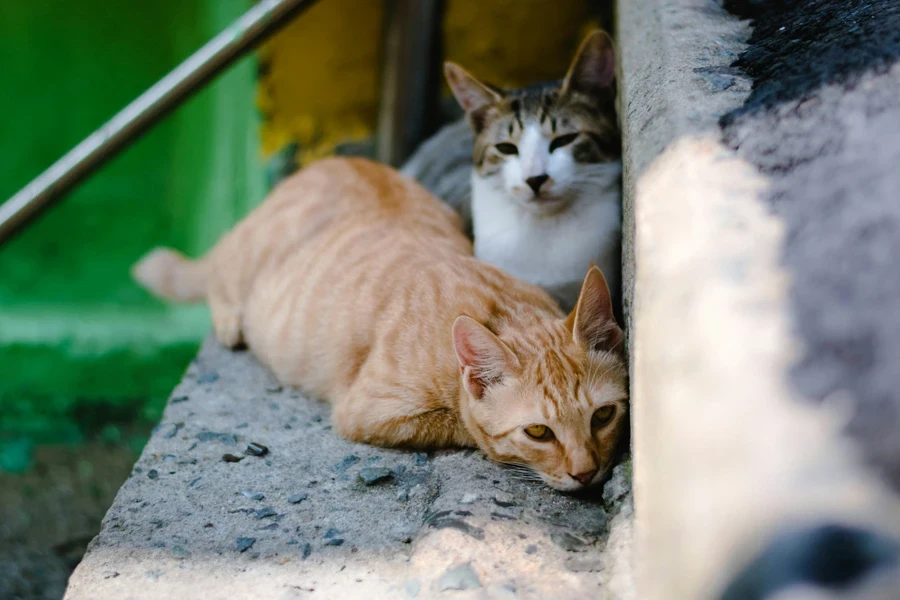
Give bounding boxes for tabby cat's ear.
[561,30,616,100]
[444,62,502,115]
[452,316,519,400]
[566,266,624,354]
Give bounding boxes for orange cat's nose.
[569,468,598,486]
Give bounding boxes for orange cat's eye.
[591,405,616,429]
[524,424,555,441]
[495,143,519,155]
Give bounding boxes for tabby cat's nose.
[569,468,598,486]
[525,174,550,195]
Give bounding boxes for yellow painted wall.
[258,0,602,161]
[257,0,386,158]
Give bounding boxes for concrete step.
[63,339,635,600]
[62,1,900,598]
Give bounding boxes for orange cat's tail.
[131,247,207,303]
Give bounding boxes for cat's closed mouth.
[523,193,572,215]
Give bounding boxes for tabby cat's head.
[446,30,620,214]
[452,267,628,492]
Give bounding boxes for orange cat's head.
[453,267,628,492]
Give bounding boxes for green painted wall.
[0,0,263,454]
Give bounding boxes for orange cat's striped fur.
[133,158,627,491]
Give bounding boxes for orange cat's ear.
[452,316,520,400]
[567,266,624,354]
[445,62,503,115]
[561,30,616,99]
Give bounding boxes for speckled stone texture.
[63,338,634,600]
[722,0,900,492]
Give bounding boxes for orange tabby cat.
[133,158,627,491]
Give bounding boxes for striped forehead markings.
[510,99,524,129]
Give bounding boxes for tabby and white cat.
[402,31,621,312]
[133,158,628,491]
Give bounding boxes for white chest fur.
[471,168,621,309]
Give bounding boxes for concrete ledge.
[618,1,900,598]
[64,339,635,600]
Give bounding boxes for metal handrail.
[0,0,320,247]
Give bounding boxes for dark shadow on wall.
[721,0,900,128]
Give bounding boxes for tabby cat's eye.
[591,405,616,429]
[495,143,519,155]
[524,424,555,441]
[549,133,579,153]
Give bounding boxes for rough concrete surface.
[721,0,900,492]
[617,0,900,598]
[64,338,634,600]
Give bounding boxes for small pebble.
[324,528,342,539]
[188,477,202,487]
[197,372,219,384]
[171,395,189,403]
[254,507,278,519]
[245,442,269,457]
[235,537,256,553]
[147,469,159,480]
[301,543,312,559]
[222,453,244,463]
[438,563,482,591]
[492,495,518,508]
[266,383,283,393]
[197,431,236,445]
[259,523,278,531]
[332,455,360,472]
[413,452,428,466]
[551,531,588,552]
[703,72,735,92]
[156,423,179,439]
[171,546,191,559]
[358,467,393,486]
[288,493,308,504]
[460,493,478,504]
[525,544,538,555]
[241,491,265,501]
[396,490,409,502]
[324,538,345,547]
[565,555,603,573]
